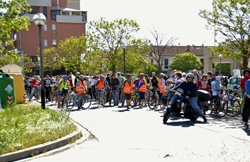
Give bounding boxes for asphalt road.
[19,100,250,162]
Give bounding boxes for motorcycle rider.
[170,73,207,122]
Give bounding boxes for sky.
[81,0,216,46]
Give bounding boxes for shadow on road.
[164,120,205,127]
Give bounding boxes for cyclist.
[135,73,147,107]
[95,75,108,104]
[44,74,52,101]
[29,76,41,101]
[74,72,80,92]
[123,74,134,109]
[76,75,87,109]
[158,73,167,108]
[150,72,159,88]
[110,74,120,106]
[211,76,224,110]
[171,73,207,122]
[58,75,70,108]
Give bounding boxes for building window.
[43,24,47,31]
[82,12,87,21]
[51,10,60,20]
[43,7,47,18]
[29,6,40,14]
[52,24,56,35]
[200,58,204,70]
[52,39,57,46]
[44,39,48,47]
[72,12,80,16]
[62,11,70,15]
[30,56,38,62]
[164,58,169,69]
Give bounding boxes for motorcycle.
[163,88,198,123]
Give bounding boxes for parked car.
[227,76,243,90]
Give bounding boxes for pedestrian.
[76,75,86,109]
[228,73,232,79]
[110,74,120,106]
[242,79,250,128]
[117,74,133,109]
[85,76,92,99]
[29,76,41,101]
[44,74,52,101]
[74,72,80,92]
[135,73,147,107]
[208,72,216,94]
[223,77,228,88]
[192,69,201,84]
[182,72,186,81]
[91,75,98,99]
[240,70,250,95]
[197,74,209,92]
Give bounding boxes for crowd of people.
[24,68,250,127]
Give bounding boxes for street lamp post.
[33,13,47,109]
[219,54,223,76]
[121,43,127,75]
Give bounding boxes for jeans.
[29,87,41,100]
[91,85,96,99]
[186,97,204,117]
[170,95,183,106]
[112,90,119,104]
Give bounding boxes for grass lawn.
[0,105,77,155]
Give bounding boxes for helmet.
[139,73,144,77]
[182,72,186,76]
[216,76,221,81]
[160,73,165,76]
[100,74,104,78]
[63,75,68,79]
[76,72,80,75]
[233,84,239,90]
[126,74,132,78]
[166,79,172,83]
[186,73,194,80]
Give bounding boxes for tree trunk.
[243,56,249,70]
[50,69,53,76]
[112,65,116,74]
[157,62,161,73]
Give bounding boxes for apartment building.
[14,0,87,75]
[146,45,241,75]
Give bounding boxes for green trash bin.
[0,73,16,108]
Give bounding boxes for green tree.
[37,47,63,76]
[88,18,141,74]
[59,35,88,73]
[215,63,231,75]
[169,53,203,72]
[199,0,250,69]
[0,0,30,54]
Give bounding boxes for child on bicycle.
[211,76,224,109]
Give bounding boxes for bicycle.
[78,91,92,110]
[97,89,106,108]
[148,87,159,110]
[210,90,227,117]
[60,88,70,114]
[130,89,139,108]
[67,91,79,110]
[34,87,41,102]
[223,89,241,117]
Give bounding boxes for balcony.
[27,0,51,7]
[56,15,87,23]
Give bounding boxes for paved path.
[19,100,250,162]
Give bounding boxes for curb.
[0,122,85,162]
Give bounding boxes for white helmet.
[160,73,165,76]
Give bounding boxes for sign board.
[5,84,13,94]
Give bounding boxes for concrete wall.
[27,0,51,6]
[56,15,85,23]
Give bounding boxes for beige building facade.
[146,45,241,75]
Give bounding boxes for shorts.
[58,91,67,96]
[139,92,145,100]
[124,93,131,100]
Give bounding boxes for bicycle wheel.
[227,99,241,117]
[130,94,137,108]
[67,95,75,110]
[148,94,157,110]
[79,95,91,110]
[215,98,227,117]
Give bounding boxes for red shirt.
[240,76,250,91]
[31,79,41,88]
[68,79,73,88]
[197,80,209,92]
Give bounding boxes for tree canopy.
[169,53,203,73]
[215,63,231,75]
[199,0,250,69]
[88,18,149,74]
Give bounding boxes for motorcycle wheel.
[163,111,171,124]
[189,111,198,121]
